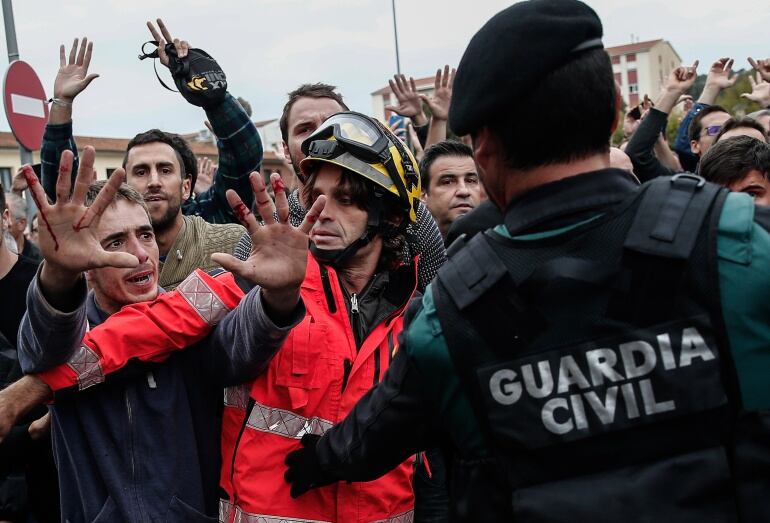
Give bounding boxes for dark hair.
[419,140,475,191]
[481,49,615,171]
[123,129,198,198]
[715,117,768,143]
[279,83,349,143]
[302,167,406,271]
[699,135,770,186]
[0,182,5,216]
[688,105,729,143]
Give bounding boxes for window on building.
[629,93,640,106]
[658,55,662,64]
[611,55,620,65]
[627,69,638,85]
[626,53,636,62]
[628,84,639,94]
[614,72,622,85]
[106,168,117,179]
[0,167,11,190]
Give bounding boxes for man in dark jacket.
[0,183,58,522]
[284,2,770,521]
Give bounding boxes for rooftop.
[606,39,663,56]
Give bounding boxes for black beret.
[449,0,603,136]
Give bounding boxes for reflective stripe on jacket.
[220,257,417,523]
[36,269,244,392]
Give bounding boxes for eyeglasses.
[701,125,722,137]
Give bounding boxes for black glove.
[139,41,227,109]
[284,433,334,498]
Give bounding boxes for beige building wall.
[649,41,683,94]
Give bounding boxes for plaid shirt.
[40,93,262,224]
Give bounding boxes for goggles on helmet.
[299,111,419,217]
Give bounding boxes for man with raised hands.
[42,22,261,290]
[4,146,322,522]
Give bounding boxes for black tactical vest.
[433,174,770,522]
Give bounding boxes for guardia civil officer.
[284,1,770,521]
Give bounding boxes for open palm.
[24,147,138,274]
[53,38,98,101]
[420,65,455,121]
[212,173,325,295]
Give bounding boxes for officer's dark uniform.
[284,1,770,521]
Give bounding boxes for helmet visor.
[301,112,387,159]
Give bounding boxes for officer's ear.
[472,127,502,178]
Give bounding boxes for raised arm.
[697,57,737,105]
[17,148,138,373]
[34,172,326,393]
[626,62,698,182]
[421,65,455,149]
[41,38,99,202]
[205,173,327,382]
[146,19,262,224]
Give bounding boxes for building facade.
[0,130,292,198]
[608,39,682,108]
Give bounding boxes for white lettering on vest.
[679,327,716,367]
[620,341,657,378]
[489,369,522,405]
[585,348,625,386]
[557,356,591,394]
[542,397,573,435]
[657,333,677,370]
[639,378,676,415]
[569,393,589,430]
[522,361,554,398]
[620,382,640,419]
[584,386,619,425]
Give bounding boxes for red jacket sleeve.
[36,269,245,391]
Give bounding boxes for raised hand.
[23,146,140,276]
[211,172,326,315]
[53,37,99,102]
[741,71,770,107]
[11,167,28,194]
[706,58,737,88]
[748,57,770,83]
[384,74,428,126]
[664,61,699,93]
[419,65,455,121]
[146,18,189,67]
[196,157,216,194]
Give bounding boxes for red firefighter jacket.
[219,256,418,523]
[36,269,244,391]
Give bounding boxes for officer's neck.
[494,153,610,209]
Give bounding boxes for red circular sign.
[3,60,49,151]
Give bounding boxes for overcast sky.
[0,0,768,139]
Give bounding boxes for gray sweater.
[17,269,304,522]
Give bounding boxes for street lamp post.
[391,0,401,75]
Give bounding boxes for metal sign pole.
[2,0,32,165]
[391,0,401,75]
[2,0,34,229]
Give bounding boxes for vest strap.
[624,174,721,259]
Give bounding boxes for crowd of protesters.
[0,1,770,521]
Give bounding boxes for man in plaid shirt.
[39,21,261,288]
[40,22,261,226]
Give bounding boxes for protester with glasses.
[687,104,731,159]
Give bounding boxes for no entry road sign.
[3,60,48,151]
